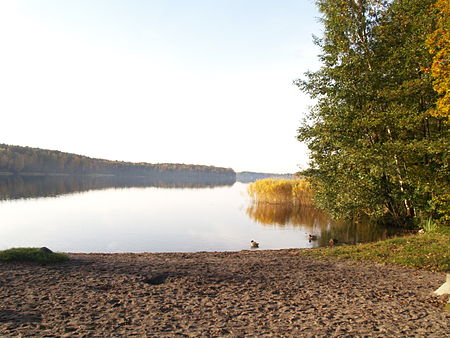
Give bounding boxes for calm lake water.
[0,175,401,253]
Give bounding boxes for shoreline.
[1,250,448,336]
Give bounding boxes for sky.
[0,0,322,173]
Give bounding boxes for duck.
[329,238,338,246]
[250,240,259,248]
[308,234,318,241]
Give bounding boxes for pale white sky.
[0,0,321,173]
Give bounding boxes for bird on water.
[329,238,338,246]
[250,240,259,248]
[308,234,318,242]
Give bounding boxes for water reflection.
[0,177,406,252]
[247,202,328,228]
[246,202,404,246]
[316,220,405,246]
[0,174,235,201]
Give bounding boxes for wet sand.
[1,250,449,336]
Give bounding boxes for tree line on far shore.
[0,144,236,179]
[296,0,449,227]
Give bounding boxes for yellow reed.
[247,178,313,206]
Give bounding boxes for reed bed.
[247,178,313,206]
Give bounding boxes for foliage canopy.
[296,0,449,227]
[426,0,450,121]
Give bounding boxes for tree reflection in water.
[246,202,406,246]
[0,174,235,201]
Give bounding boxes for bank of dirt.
[0,250,448,336]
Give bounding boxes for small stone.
[40,247,53,254]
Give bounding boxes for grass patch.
[420,216,440,233]
[0,247,69,263]
[298,230,450,272]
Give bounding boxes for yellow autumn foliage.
[247,178,313,206]
[426,0,450,121]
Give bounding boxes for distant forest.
[0,144,235,179]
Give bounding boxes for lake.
[0,175,401,253]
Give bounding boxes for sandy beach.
[1,249,449,336]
